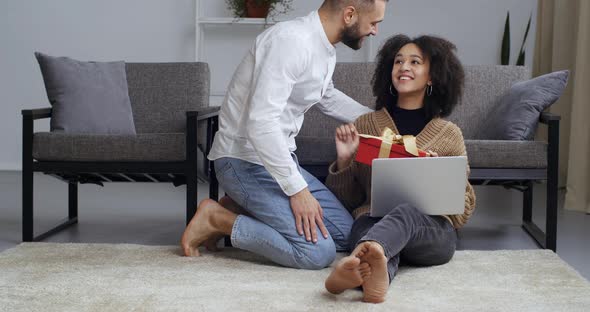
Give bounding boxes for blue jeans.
[214,156,353,269]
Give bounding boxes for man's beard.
[341,22,364,50]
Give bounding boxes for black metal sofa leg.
[186,171,198,225]
[522,181,533,223]
[22,172,80,242]
[521,180,558,252]
[22,166,34,242]
[68,182,78,220]
[546,175,558,252]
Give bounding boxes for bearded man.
[182,0,389,270]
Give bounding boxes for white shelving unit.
[198,17,274,25]
[195,0,280,105]
[195,0,372,105]
[195,1,278,62]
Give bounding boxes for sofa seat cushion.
[465,140,547,168]
[295,136,336,165]
[33,132,185,162]
[295,137,548,169]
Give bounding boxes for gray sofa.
[296,63,560,251]
[23,61,559,252]
[22,62,217,242]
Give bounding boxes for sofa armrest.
[186,107,220,179]
[22,107,52,168]
[186,106,220,121]
[22,107,52,120]
[540,112,561,123]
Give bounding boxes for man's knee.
[293,238,336,270]
[331,221,352,251]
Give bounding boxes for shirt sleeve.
[316,80,373,123]
[245,35,309,196]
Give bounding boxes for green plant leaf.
[516,13,532,66]
[516,51,525,66]
[225,0,292,19]
[501,12,510,66]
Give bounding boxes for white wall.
[0,0,536,170]
[199,0,537,96]
[0,0,195,170]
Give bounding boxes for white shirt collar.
[310,10,336,56]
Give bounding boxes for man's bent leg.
[300,167,354,252]
[214,158,336,269]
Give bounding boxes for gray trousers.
[349,203,457,283]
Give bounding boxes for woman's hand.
[427,150,439,157]
[335,123,359,170]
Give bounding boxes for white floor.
[1,171,589,280]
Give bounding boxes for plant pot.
[245,0,270,18]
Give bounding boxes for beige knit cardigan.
[325,108,476,229]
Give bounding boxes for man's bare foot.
[202,196,246,251]
[180,199,235,257]
[202,235,223,252]
[325,256,364,294]
[355,241,389,303]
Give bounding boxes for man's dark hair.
[324,0,389,12]
[372,34,465,120]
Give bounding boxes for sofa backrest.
[125,62,210,133]
[447,65,531,139]
[299,63,531,140]
[299,63,377,138]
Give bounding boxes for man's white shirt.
[208,10,372,196]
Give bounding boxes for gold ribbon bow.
[358,128,420,157]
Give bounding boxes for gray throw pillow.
[35,52,136,134]
[480,70,569,140]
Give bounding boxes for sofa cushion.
[298,63,375,138]
[465,140,547,168]
[125,62,210,134]
[478,70,569,140]
[35,52,136,134]
[295,136,336,165]
[295,138,547,169]
[303,64,533,140]
[32,132,185,162]
[446,65,532,139]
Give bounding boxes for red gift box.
[355,128,427,166]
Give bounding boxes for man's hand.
[289,188,329,243]
[335,123,359,171]
[427,150,439,157]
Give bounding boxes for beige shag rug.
[1,243,589,312]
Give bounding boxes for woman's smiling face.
[391,43,432,96]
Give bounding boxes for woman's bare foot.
[325,256,365,294]
[202,196,247,251]
[180,199,236,257]
[355,241,389,303]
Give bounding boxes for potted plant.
[500,11,532,66]
[226,0,293,19]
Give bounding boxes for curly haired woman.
[324,34,476,303]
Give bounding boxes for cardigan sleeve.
[325,160,366,213]
[324,116,373,213]
[443,125,477,228]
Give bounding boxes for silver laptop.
[370,156,467,217]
